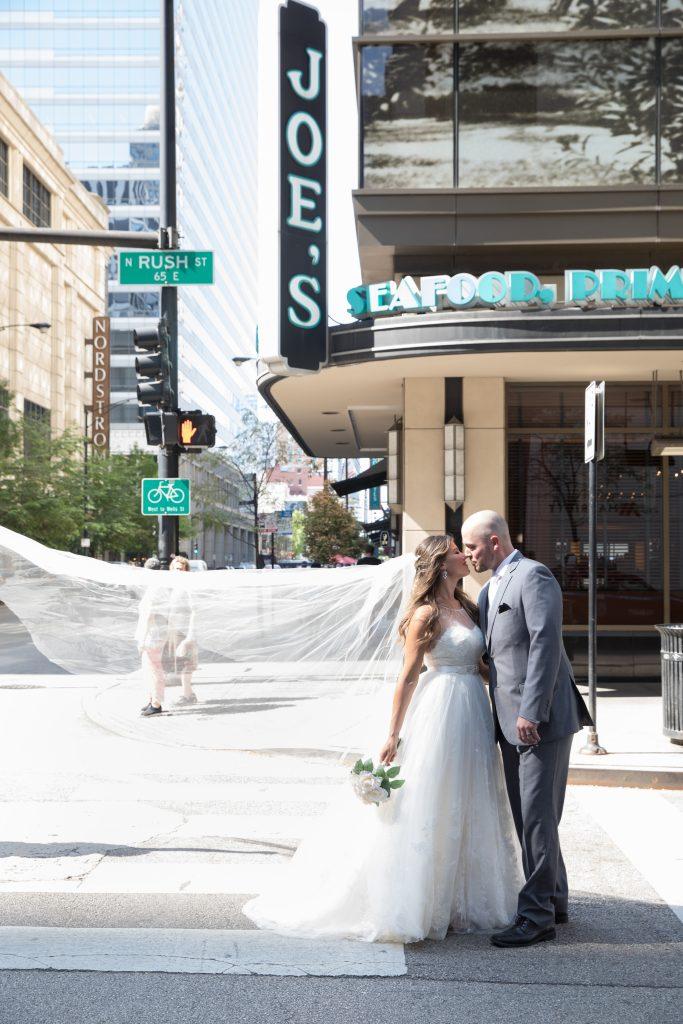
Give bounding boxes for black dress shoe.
[141,703,163,717]
[491,916,556,947]
[555,910,569,924]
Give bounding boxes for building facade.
[0,71,109,434]
[179,451,257,568]
[260,1,683,675]
[1,0,258,449]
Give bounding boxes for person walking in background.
[136,556,169,718]
[356,544,382,566]
[167,555,199,707]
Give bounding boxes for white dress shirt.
[487,549,519,610]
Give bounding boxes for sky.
[258,0,361,366]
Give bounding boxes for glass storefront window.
[508,432,663,626]
[458,1,656,33]
[670,456,683,620]
[362,1,454,34]
[458,39,656,187]
[661,39,683,183]
[362,44,453,187]
[662,1,683,28]
[508,384,665,430]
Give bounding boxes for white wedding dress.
[243,619,523,943]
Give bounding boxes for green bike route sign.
[141,478,191,516]
[120,251,214,286]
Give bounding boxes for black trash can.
[655,625,683,745]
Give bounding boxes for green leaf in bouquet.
[386,765,401,778]
[380,779,391,796]
[362,759,374,773]
[397,738,402,747]
[353,759,364,774]
[389,779,405,789]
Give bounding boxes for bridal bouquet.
[350,748,405,806]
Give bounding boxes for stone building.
[0,72,109,434]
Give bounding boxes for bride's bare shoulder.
[410,604,432,626]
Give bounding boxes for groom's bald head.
[461,510,514,574]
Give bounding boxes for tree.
[221,409,280,567]
[0,381,157,558]
[0,411,83,550]
[302,483,364,564]
[85,447,157,559]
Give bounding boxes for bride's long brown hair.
[398,534,479,652]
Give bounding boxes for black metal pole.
[157,0,179,569]
[588,457,597,723]
[581,430,606,754]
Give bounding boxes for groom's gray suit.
[478,551,592,928]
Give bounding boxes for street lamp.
[0,321,51,333]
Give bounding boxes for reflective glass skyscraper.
[1,0,257,448]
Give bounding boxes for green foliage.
[302,483,363,564]
[86,446,157,558]
[0,413,83,549]
[0,381,156,557]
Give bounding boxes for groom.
[461,510,592,948]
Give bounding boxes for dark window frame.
[22,164,51,227]
[0,137,8,198]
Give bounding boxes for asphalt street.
[0,608,681,1024]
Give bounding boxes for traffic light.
[143,410,178,447]
[134,318,171,409]
[177,410,216,450]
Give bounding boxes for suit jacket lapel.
[486,553,523,645]
[478,582,489,641]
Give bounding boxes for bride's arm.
[378,608,429,765]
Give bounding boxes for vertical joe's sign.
[279,0,327,372]
[91,316,111,452]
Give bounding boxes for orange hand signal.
[180,419,198,445]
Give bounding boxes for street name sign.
[584,381,605,463]
[120,251,214,286]
[141,478,191,516]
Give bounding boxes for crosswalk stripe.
[69,781,344,804]
[0,926,406,977]
[74,861,285,895]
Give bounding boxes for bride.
[243,534,523,943]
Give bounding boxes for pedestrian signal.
[177,410,216,450]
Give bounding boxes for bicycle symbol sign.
[141,478,191,516]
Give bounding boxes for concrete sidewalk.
[81,664,683,789]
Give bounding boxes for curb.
[84,682,683,790]
[567,766,683,791]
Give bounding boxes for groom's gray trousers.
[494,706,572,929]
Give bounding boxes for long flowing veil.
[0,526,415,760]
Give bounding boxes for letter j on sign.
[279,0,327,373]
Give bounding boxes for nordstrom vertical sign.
[91,316,110,452]
[279,0,327,372]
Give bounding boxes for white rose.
[353,771,389,805]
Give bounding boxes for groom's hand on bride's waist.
[516,716,540,746]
